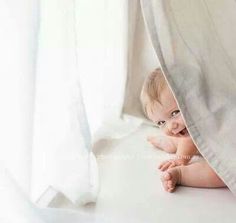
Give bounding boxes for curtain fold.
[122,0,160,121]
[0,0,38,195]
[31,0,98,206]
[0,0,144,219]
[140,0,236,195]
[91,0,144,141]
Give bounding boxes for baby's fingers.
[158,160,168,169]
[160,161,172,171]
[168,162,176,169]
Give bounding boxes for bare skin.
[148,134,200,171]
[161,160,226,192]
[147,86,200,170]
[147,135,177,154]
[146,85,226,192]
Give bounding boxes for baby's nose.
[171,122,178,129]
[168,122,178,133]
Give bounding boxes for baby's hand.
[158,157,190,171]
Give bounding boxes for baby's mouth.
[178,127,189,137]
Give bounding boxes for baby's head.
[140,68,189,137]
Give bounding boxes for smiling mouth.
[178,128,189,137]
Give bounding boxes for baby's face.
[147,86,189,138]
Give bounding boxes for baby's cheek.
[163,128,172,136]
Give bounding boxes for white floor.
[42,124,236,223]
[58,124,236,223]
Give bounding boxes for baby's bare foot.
[161,167,182,192]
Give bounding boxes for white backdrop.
[0,0,38,195]
[0,0,157,222]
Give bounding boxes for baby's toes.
[167,187,175,193]
[167,180,175,192]
[161,174,170,191]
[167,180,174,188]
[162,172,171,181]
[161,171,178,193]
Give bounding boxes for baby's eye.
[156,120,165,128]
[171,110,180,117]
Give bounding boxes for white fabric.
[31,0,98,206]
[0,164,100,223]
[0,0,38,195]
[75,0,143,142]
[140,0,236,195]
[1,1,236,222]
[123,0,159,120]
[0,0,143,217]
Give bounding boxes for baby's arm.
[147,135,177,153]
[176,137,198,163]
[159,137,199,171]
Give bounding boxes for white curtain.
[0,0,99,208]
[141,0,236,196]
[0,0,143,221]
[0,0,38,195]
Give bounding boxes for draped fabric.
[140,0,236,195]
[5,0,236,222]
[0,1,142,220]
[31,0,98,206]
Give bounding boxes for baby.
[140,68,226,192]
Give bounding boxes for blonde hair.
[140,68,167,116]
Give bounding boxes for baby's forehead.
[146,101,165,118]
[146,98,178,121]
